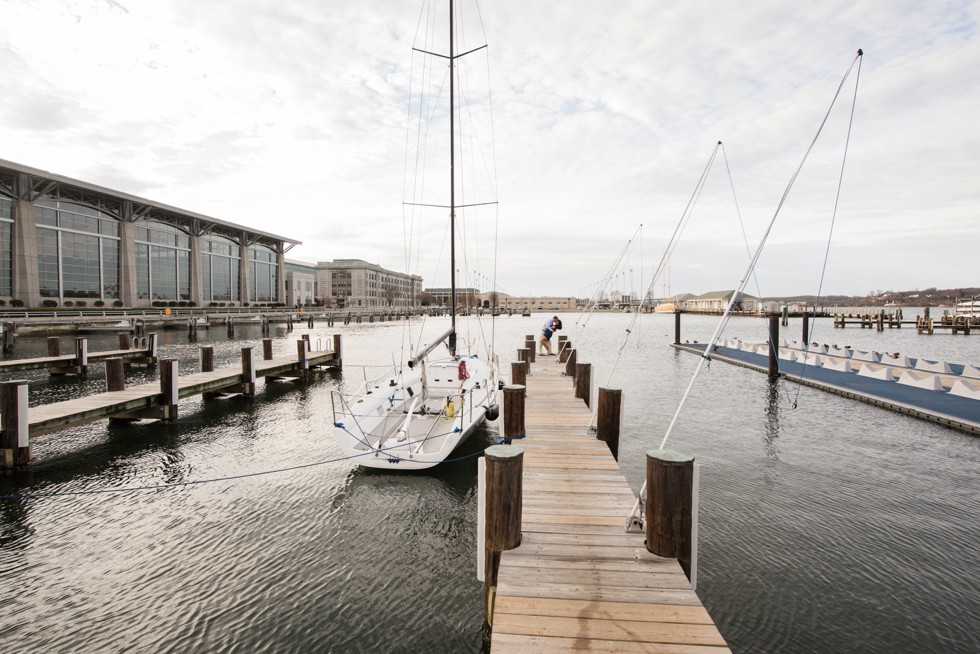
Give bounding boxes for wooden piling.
[2,323,14,353]
[47,336,60,357]
[201,346,214,373]
[674,311,681,345]
[118,332,131,350]
[574,362,592,407]
[510,361,526,387]
[75,337,89,377]
[297,339,309,378]
[524,336,536,363]
[333,334,343,369]
[558,339,572,363]
[768,314,779,380]
[159,359,178,422]
[596,387,622,460]
[502,384,526,444]
[802,312,810,344]
[241,347,257,397]
[565,348,577,378]
[645,448,695,580]
[262,338,274,361]
[0,380,30,469]
[105,358,125,392]
[517,348,530,375]
[483,443,524,630]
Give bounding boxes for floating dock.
[675,341,980,436]
[489,357,729,652]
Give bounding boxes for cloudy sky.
[1,0,977,299]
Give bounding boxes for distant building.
[425,287,482,308]
[683,290,763,312]
[285,259,316,306]
[317,259,421,309]
[486,294,576,311]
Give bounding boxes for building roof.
[0,158,300,245]
[688,289,761,301]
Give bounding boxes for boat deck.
[490,358,730,652]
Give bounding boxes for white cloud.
[1,0,977,298]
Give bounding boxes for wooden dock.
[489,358,729,652]
[0,334,157,376]
[1,337,341,470]
[24,348,338,437]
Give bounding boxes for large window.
[249,245,277,303]
[201,235,240,302]
[34,199,120,300]
[0,196,12,296]
[135,220,190,301]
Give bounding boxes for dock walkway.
[26,350,337,437]
[676,343,980,436]
[490,358,729,652]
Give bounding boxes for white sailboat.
[330,0,500,470]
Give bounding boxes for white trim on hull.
[332,354,498,470]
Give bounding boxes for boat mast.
[448,0,458,356]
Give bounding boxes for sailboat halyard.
[331,0,500,470]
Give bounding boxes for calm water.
[1,313,978,653]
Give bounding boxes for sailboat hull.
[331,355,497,470]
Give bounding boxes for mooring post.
[575,362,592,407]
[482,443,524,632]
[187,317,197,340]
[502,383,526,445]
[105,358,125,392]
[596,387,622,460]
[118,331,131,350]
[524,336,536,363]
[241,347,257,397]
[159,359,179,422]
[802,312,810,344]
[297,339,310,378]
[517,347,530,375]
[147,333,158,363]
[47,336,60,357]
[332,334,343,369]
[768,314,779,381]
[557,335,568,359]
[565,348,577,378]
[674,311,681,345]
[262,338,274,361]
[75,337,89,377]
[645,448,695,580]
[201,346,214,373]
[0,380,30,470]
[2,323,14,353]
[510,361,526,387]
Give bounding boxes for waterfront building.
[317,259,422,309]
[285,259,317,307]
[425,287,481,308]
[486,294,576,311]
[0,159,298,307]
[683,290,764,312]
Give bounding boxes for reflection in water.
[0,315,977,653]
[762,380,781,460]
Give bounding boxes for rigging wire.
[626,49,864,527]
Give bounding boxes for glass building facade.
[201,234,241,302]
[135,220,190,301]
[0,196,12,297]
[249,244,277,303]
[34,199,120,301]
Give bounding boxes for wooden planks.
[24,350,337,436]
[491,357,729,652]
